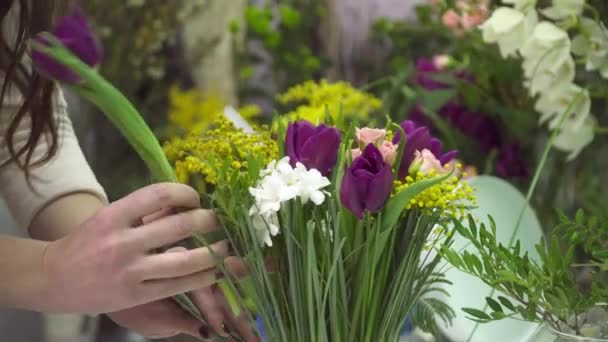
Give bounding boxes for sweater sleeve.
[0,85,107,231]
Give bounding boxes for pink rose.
[433,55,451,70]
[355,127,387,147]
[379,141,398,166]
[351,148,363,160]
[409,149,446,175]
[456,0,489,31]
[442,10,462,34]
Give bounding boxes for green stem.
[594,126,608,134]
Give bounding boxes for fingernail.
[227,243,236,254]
[222,324,231,335]
[215,270,225,280]
[199,325,210,339]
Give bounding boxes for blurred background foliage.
[73,0,607,232]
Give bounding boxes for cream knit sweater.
[0,85,107,230]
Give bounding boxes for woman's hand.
[106,206,257,341]
[39,182,233,314]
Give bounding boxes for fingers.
[129,208,220,251]
[214,287,260,342]
[141,268,224,302]
[192,287,229,338]
[160,301,206,339]
[110,183,201,225]
[108,299,201,339]
[135,241,229,280]
[142,207,176,225]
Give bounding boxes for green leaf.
[382,169,453,230]
[419,89,457,113]
[490,311,507,319]
[498,296,516,311]
[462,308,491,320]
[279,5,302,28]
[575,209,585,224]
[486,297,503,312]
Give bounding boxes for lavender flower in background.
[31,8,102,83]
[393,120,458,179]
[285,121,341,176]
[340,143,393,219]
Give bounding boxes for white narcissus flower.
[535,84,591,130]
[520,22,572,80]
[294,164,331,205]
[479,7,538,58]
[249,157,332,247]
[571,18,608,79]
[553,117,596,160]
[542,0,585,20]
[250,209,280,247]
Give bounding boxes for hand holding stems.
[107,203,259,341]
[41,183,238,314]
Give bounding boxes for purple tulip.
[393,120,458,179]
[340,143,393,219]
[32,8,102,83]
[285,121,341,176]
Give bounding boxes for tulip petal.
[340,167,366,219]
[364,164,394,213]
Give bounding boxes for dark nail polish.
[227,243,236,255]
[222,324,231,335]
[199,325,210,339]
[215,270,226,280]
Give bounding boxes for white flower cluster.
[480,0,604,159]
[249,157,331,247]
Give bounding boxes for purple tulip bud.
[31,8,102,83]
[393,120,458,179]
[285,121,341,176]
[340,143,393,219]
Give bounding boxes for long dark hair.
[0,0,69,173]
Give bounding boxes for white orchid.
[479,7,538,58]
[571,18,608,79]
[535,83,591,130]
[249,157,332,247]
[542,0,585,20]
[520,22,572,79]
[553,117,596,160]
[525,57,575,96]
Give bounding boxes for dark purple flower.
[31,8,102,83]
[285,121,341,176]
[413,58,449,90]
[413,57,475,91]
[393,120,458,179]
[439,102,502,152]
[340,144,393,219]
[495,143,530,179]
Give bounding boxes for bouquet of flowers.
[164,117,476,340]
[32,8,478,341]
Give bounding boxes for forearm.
[0,235,50,311]
[29,192,105,241]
